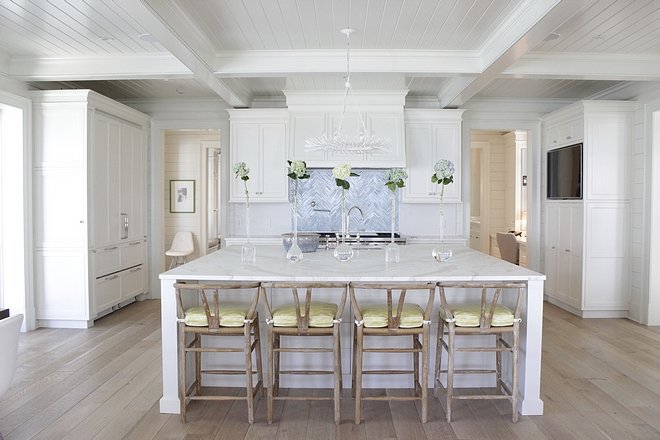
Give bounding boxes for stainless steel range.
[316,232,407,250]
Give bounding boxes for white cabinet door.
[364,112,405,166]
[545,202,583,308]
[120,123,146,240]
[91,114,121,248]
[402,122,461,203]
[230,122,288,203]
[231,123,260,202]
[288,112,327,164]
[259,123,288,201]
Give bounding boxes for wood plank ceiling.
[1,0,659,107]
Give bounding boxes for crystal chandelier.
[305,28,391,155]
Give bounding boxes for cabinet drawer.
[93,246,121,277]
[122,240,144,268]
[122,265,146,299]
[95,272,122,312]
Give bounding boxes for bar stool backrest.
[349,283,435,333]
[174,282,261,330]
[260,282,348,332]
[437,282,526,331]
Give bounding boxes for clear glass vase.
[385,191,399,263]
[241,204,256,263]
[432,187,451,262]
[334,188,354,262]
[287,182,303,262]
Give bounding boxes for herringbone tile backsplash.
[291,169,398,233]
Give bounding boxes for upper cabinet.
[401,109,465,204]
[228,109,289,203]
[285,91,407,168]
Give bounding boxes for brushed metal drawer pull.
[105,275,119,281]
[104,246,119,251]
[130,267,142,273]
[129,241,141,246]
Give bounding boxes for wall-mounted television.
[547,143,582,200]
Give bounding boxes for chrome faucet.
[346,206,364,239]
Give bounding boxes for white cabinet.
[542,101,635,318]
[545,118,584,148]
[31,90,150,328]
[544,202,583,310]
[93,240,146,312]
[91,114,146,247]
[402,109,464,203]
[228,109,288,203]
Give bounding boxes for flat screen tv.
[547,143,582,200]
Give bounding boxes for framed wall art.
[170,180,195,213]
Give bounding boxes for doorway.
[163,130,221,268]
[470,130,528,265]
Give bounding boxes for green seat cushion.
[440,304,515,327]
[360,304,425,328]
[184,304,249,327]
[272,301,338,327]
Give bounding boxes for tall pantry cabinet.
[31,90,150,328]
[542,100,635,318]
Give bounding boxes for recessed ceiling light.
[543,32,560,42]
[138,33,158,43]
[176,88,185,95]
[99,35,115,42]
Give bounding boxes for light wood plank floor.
[3,299,660,439]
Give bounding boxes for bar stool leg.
[266,325,275,424]
[178,323,187,423]
[351,322,358,398]
[446,324,455,423]
[253,317,264,398]
[422,325,429,423]
[413,334,420,397]
[334,323,342,424]
[244,320,255,424]
[434,318,445,399]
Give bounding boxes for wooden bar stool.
[349,282,436,424]
[174,282,263,424]
[260,282,348,424]
[434,282,526,422]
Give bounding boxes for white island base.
[159,244,545,417]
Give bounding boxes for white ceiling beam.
[214,50,481,77]
[439,0,593,108]
[505,52,660,81]
[10,53,192,81]
[111,0,251,107]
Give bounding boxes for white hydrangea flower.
[434,159,454,180]
[333,163,351,180]
[386,168,408,184]
[290,160,307,178]
[233,162,250,179]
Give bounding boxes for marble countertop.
[160,243,544,283]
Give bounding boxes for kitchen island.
[159,243,545,416]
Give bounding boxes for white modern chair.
[0,314,23,398]
[166,231,195,269]
[496,232,519,265]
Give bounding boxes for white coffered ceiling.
[2,0,659,107]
